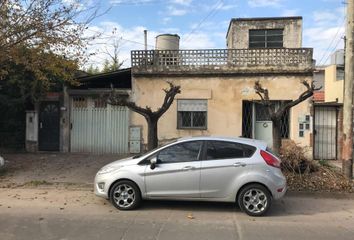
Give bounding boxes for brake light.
[260,150,281,168]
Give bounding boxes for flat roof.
[232,16,302,21]
[226,16,303,39]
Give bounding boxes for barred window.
[249,29,283,48]
[336,67,344,81]
[94,98,107,108]
[177,100,207,129]
[73,97,87,108]
[254,101,290,139]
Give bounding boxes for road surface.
[0,188,353,240]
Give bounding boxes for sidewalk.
[0,153,130,188]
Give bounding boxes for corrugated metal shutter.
[70,97,129,154]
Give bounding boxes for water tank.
[155,34,180,50]
[330,49,344,65]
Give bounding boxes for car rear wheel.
[238,184,272,216]
[110,180,141,210]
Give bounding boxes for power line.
[110,0,165,6]
[318,16,346,65]
[322,36,344,65]
[184,0,224,42]
[86,28,155,48]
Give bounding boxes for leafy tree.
[86,64,100,75]
[0,0,101,95]
[101,37,125,73]
[107,82,181,150]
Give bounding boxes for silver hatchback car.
[94,136,286,216]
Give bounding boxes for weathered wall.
[226,17,302,49]
[325,65,344,103]
[131,75,312,149]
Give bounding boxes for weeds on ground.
[24,180,53,187]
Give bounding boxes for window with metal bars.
[72,97,87,108]
[177,100,207,129]
[249,29,283,48]
[242,101,290,139]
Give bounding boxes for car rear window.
[206,141,256,160]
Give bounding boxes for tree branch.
[107,81,181,120]
[156,82,181,117]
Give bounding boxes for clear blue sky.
[83,0,346,69]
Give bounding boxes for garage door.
[70,96,129,154]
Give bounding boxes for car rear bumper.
[272,184,287,199]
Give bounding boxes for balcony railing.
[131,48,313,74]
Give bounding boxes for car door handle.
[233,162,246,167]
[182,166,196,171]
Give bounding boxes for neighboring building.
[26,68,134,154]
[313,66,325,102]
[131,16,314,150]
[324,50,345,103]
[312,50,345,160]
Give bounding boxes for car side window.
[206,141,256,160]
[157,141,202,163]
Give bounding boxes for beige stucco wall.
[131,75,312,149]
[226,18,302,49]
[325,65,344,103]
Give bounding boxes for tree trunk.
[146,117,158,151]
[272,117,282,154]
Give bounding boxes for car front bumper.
[94,174,111,199]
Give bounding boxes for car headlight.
[97,165,121,175]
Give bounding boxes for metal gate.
[313,106,337,160]
[70,97,129,154]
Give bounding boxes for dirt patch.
[284,165,354,193]
[0,153,131,188]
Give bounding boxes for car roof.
[176,136,267,149]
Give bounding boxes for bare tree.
[101,37,125,72]
[108,82,181,150]
[254,80,319,154]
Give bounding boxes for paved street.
[0,188,354,240]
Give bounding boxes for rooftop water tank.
[155,34,180,50]
[330,49,344,65]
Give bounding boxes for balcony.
[131,48,313,76]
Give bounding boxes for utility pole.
[342,0,354,179]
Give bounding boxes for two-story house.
[130,16,314,150]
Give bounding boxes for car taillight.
[260,150,281,168]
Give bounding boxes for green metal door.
[70,97,129,154]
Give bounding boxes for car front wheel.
[238,184,272,216]
[110,180,141,210]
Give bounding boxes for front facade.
[131,17,314,151]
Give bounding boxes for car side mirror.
[150,157,157,170]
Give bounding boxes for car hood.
[104,156,141,168]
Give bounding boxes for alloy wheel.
[112,184,136,209]
[242,188,268,214]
